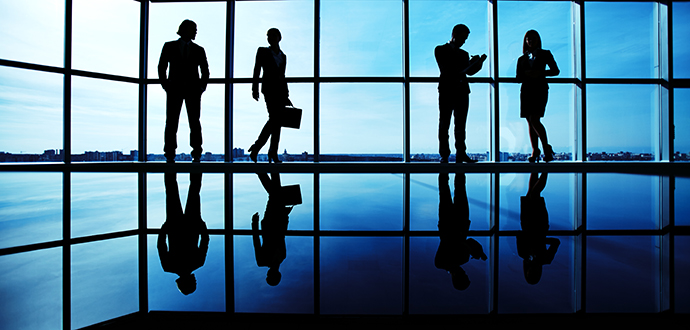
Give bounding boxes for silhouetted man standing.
[159,19,209,163]
[435,24,486,163]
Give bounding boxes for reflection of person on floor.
[435,173,487,290]
[517,172,560,285]
[253,173,292,286]
[158,172,209,295]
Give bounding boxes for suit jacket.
[516,49,559,92]
[252,47,289,98]
[435,42,482,94]
[158,39,210,93]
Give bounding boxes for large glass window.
[673,2,690,78]
[0,0,64,67]
[585,2,659,78]
[675,89,690,160]
[320,0,402,77]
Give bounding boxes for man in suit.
[158,19,209,163]
[435,24,487,163]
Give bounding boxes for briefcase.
[281,106,302,129]
[280,184,302,206]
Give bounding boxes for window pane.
[675,177,690,226]
[71,77,138,159]
[147,83,224,161]
[410,83,490,161]
[320,83,402,157]
[321,0,402,77]
[587,173,658,230]
[586,85,657,160]
[674,89,690,160]
[71,237,138,329]
[498,236,574,313]
[71,173,137,238]
[499,83,575,159]
[234,236,314,313]
[673,2,690,78]
[409,236,490,314]
[233,173,313,230]
[234,0,314,78]
[410,173,491,231]
[320,174,402,231]
[148,2,225,79]
[147,173,225,230]
[499,173,576,231]
[72,0,139,77]
[320,237,403,314]
[0,0,64,67]
[409,0,489,78]
[585,2,658,78]
[0,66,62,159]
[147,234,225,311]
[586,236,660,312]
[233,83,314,160]
[498,1,574,78]
[0,173,62,249]
[0,248,62,329]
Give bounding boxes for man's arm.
[251,212,265,266]
[158,43,169,91]
[252,48,262,101]
[199,47,210,92]
[464,54,487,76]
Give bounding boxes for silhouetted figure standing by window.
[435,173,487,290]
[516,30,560,163]
[517,172,560,285]
[159,19,209,163]
[252,173,294,286]
[158,172,209,295]
[249,28,292,164]
[435,24,487,164]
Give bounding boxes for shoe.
[543,145,555,163]
[268,152,282,164]
[528,148,541,163]
[192,157,200,163]
[166,158,175,164]
[248,145,258,163]
[456,154,478,164]
[440,157,449,163]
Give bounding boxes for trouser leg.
[164,93,184,159]
[454,94,469,154]
[185,93,203,159]
[438,93,453,158]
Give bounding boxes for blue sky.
[0,0,687,156]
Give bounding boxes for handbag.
[280,184,302,206]
[281,106,302,129]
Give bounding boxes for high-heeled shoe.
[248,144,258,163]
[543,145,555,163]
[268,152,282,164]
[528,148,541,163]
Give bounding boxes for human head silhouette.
[450,268,471,291]
[451,24,470,46]
[267,28,282,47]
[523,259,543,285]
[176,273,197,295]
[177,19,197,41]
[266,267,282,286]
[523,29,542,53]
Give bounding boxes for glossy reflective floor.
[1,170,689,329]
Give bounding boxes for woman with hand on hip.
[249,28,292,163]
[516,30,559,163]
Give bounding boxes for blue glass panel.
[0,172,62,249]
[71,173,137,238]
[0,66,63,157]
[498,236,574,313]
[409,236,490,314]
[676,177,690,226]
[233,236,314,313]
[71,237,138,329]
[675,236,690,312]
[320,174,403,231]
[674,89,690,160]
[587,174,658,230]
[0,0,64,66]
[0,248,62,329]
[321,0,402,77]
[148,234,225,312]
[586,236,660,313]
[409,0,489,78]
[673,2,690,78]
[585,2,658,78]
[498,1,574,78]
[320,237,403,314]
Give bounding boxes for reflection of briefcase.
[281,106,302,129]
[280,184,302,206]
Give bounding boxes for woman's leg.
[527,116,548,149]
